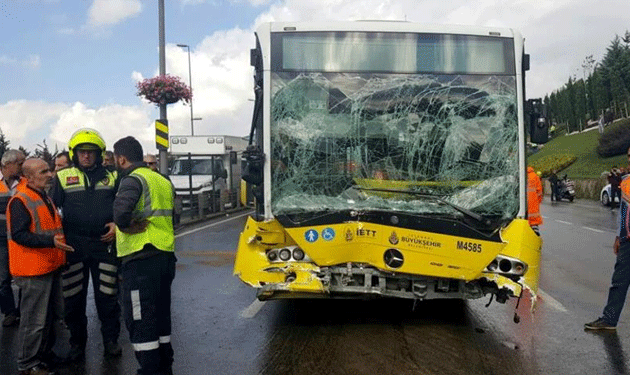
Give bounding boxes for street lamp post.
[177,43,195,135]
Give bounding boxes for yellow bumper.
[233,216,541,300]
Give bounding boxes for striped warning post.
[155,119,169,150]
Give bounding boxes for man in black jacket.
[50,129,121,361]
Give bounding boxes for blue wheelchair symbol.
[322,228,335,241]
[305,229,318,242]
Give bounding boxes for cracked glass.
[269,32,519,222]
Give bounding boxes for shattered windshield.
[269,32,519,221]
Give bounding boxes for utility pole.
[158,0,168,175]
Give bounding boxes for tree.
[0,127,10,161]
[18,146,30,158]
[34,140,58,168]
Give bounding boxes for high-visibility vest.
[116,167,174,258]
[7,184,66,276]
[527,167,543,226]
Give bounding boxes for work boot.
[584,318,616,330]
[104,341,122,357]
[2,312,19,327]
[41,351,69,369]
[67,344,86,362]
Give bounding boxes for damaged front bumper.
[233,216,538,303]
[256,262,522,302]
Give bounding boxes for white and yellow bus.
[235,21,548,309]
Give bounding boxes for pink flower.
[136,74,192,106]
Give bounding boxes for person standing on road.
[586,147,630,330]
[0,150,25,327]
[113,136,176,375]
[549,169,559,202]
[50,128,122,361]
[609,167,622,210]
[527,166,543,235]
[8,158,74,375]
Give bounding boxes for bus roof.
[262,21,517,39]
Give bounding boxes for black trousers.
[62,237,121,347]
[0,239,18,316]
[121,251,176,375]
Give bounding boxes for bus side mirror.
[527,98,549,144]
[242,145,264,186]
[530,116,549,144]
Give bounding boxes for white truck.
[169,135,248,213]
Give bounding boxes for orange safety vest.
[0,177,25,232]
[527,167,543,226]
[7,183,66,277]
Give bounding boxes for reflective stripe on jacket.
[116,167,174,258]
[619,176,630,240]
[55,167,117,237]
[527,167,543,226]
[7,184,65,276]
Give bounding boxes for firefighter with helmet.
[50,128,122,361]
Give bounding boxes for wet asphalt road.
[1,199,630,374]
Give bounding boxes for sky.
[1,0,629,154]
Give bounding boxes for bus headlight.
[265,246,311,263]
[279,249,292,261]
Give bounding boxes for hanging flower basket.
[136,74,192,106]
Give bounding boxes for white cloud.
[86,0,142,28]
[5,0,630,154]
[0,55,41,70]
[0,100,70,148]
[51,102,156,153]
[0,100,159,154]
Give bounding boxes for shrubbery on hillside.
[529,154,577,177]
[596,119,630,157]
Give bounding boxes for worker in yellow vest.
[112,136,176,375]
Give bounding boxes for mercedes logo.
[384,248,404,268]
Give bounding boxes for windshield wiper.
[351,186,491,226]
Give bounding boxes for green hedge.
[529,154,577,178]
[597,120,630,157]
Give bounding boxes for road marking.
[240,299,266,318]
[176,211,253,238]
[582,226,605,233]
[538,289,568,313]
[555,220,573,225]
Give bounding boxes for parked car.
[601,184,621,206]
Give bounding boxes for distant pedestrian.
[113,136,176,375]
[8,158,74,374]
[53,152,71,175]
[103,150,116,172]
[143,154,158,172]
[609,167,622,209]
[527,166,543,235]
[599,115,605,134]
[0,150,25,327]
[549,169,559,202]
[586,147,630,330]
